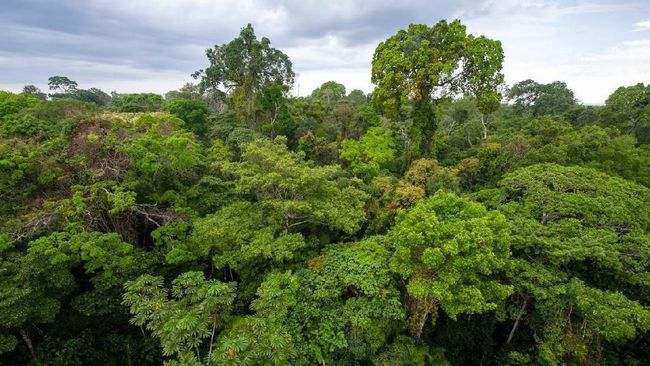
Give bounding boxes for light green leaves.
[371,20,504,153]
[224,137,368,234]
[340,126,396,180]
[28,231,133,283]
[211,271,297,366]
[164,201,305,270]
[123,271,236,365]
[388,191,512,325]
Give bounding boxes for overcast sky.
[1,0,650,104]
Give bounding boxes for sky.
[1,0,650,105]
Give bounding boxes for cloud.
[0,0,647,103]
[585,39,650,61]
[459,1,650,104]
[0,0,469,95]
[0,54,193,94]
[504,38,650,104]
[634,19,650,31]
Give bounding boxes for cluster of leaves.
[1,20,649,366]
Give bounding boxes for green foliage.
[0,139,40,214]
[2,19,650,366]
[1,230,136,357]
[259,83,293,139]
[0,91,41,120]
[121,114,203,197]
[476,163,650,364]
[29,231,134,282]
[508,79,577,116]
[110,93,164,112]
[163,98,210,138]
[371,19,504,153]
[373,336,443,365]
[403,158,458,194]
[124,271,236,365]
[194,24,294,127]
[165,83,203,101]
[32,329,161,366]
[388,191,512,336]
[311,81,347,103]
[224,137,368,234]
[340,126,396,179]
[211,271,298,365]
[0,244,69,352]
[290,238,405,364]
[48,76,78,95]
[163,201,305,270]
[599,82,650,142]
[22,85,47,100]
[58,88,112,106]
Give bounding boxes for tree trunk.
[480,114,489,140]
[414,307,429,340]
[506,297,529,344]
[19,328,35,358]
[408,296,437,340]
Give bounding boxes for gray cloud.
[0,0,647,103]
[273,0,467,45]
[0,0,467,90]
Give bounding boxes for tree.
[223,137,368,234]
[193,24,294,127]
[109,93,164,112]
[68,88,111,105]
[160,201,306,275]
[1,231,135,358]
[310,81,346,104]
[120,114,203,199]
[439,96,479,139]
[387,191,512,339]
[211,271,298,365]
[123,271,236,365]
[599,83,650,142]
[22,85,47,101]
[464,36,505,139]
[340,126,396,180]
[47,76,78,95]
[476,164,650,363]
[259,83,293,139]
[163,99,210,138]
[347,89,368,105]
[0,91,41,120]
[0,237,70,358]
[403,158,458,194]
[288,238,405,364]
[371,20,504,154]
[508,79,577,117]
[165,83,203,101]
[87,88,111,105]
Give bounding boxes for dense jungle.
[1,20,649,365]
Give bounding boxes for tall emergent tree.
[507,79,577,117]
[371,20,504,154]
[599,83,650,143]
[193,24,295,128]
[47,76,78,96]
[310,81,347,104]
